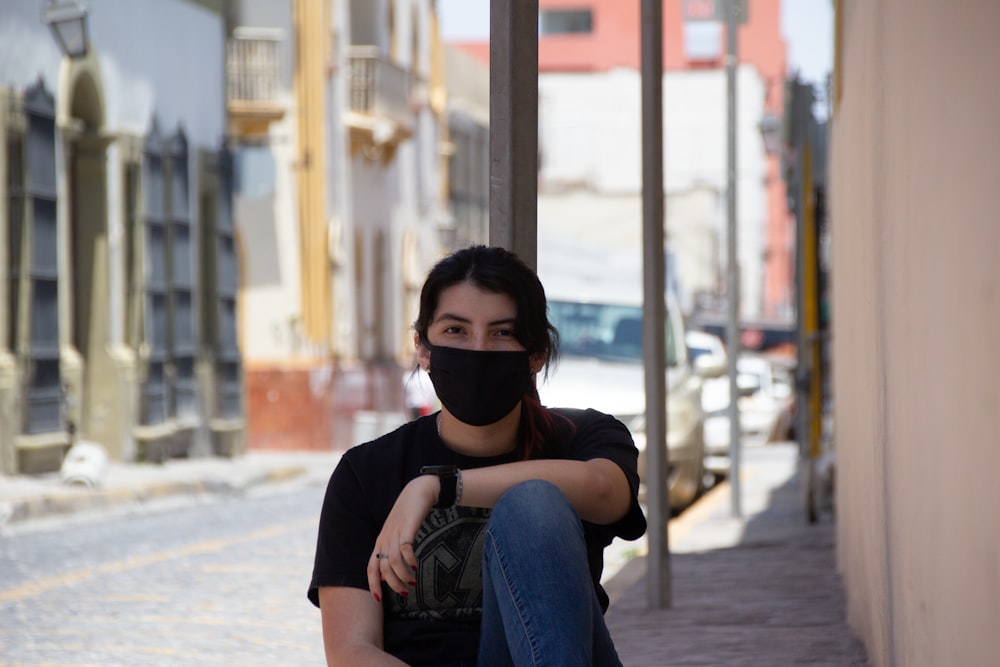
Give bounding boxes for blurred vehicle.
[686,330,726,365]
[537,259,723,510]
[691,335,797,481]
[738,354,795,445]
[686,331,736,481]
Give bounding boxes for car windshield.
[548,300,677,366]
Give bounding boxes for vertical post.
[801,141,821,522]
[641,0,670,609]
[788,78,821,522]
[489,0,538,268]
[725,0,742,518]
[0,91,15,475]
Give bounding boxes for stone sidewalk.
[0,443,869,665]
[605,443,869,666]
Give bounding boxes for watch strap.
[420,465,459,509]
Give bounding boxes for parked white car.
[686,331,734,479]
[689,329,796,481]
[537,246,726,511]
[737,355,795,445]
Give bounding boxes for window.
[11,81,62,434]
[140,124,196,424]
[548,301,678,368]
[7,131,23,371]
[540,9,593,36]
[167,131,196,419]
[142,125,169,425]
[683,21,722,61]
[200,146,241,419]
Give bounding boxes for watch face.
[420,465,458,476]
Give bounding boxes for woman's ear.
[529,351,546,375]
[414,333,431,372]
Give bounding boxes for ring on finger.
[375,552,389,559]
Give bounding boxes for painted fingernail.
[411,565,418,573]
[374,593,381,603]
[400,591,409,597]
[408,580,416,586]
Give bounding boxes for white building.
[537,65,771,317]
[0,0,242,473]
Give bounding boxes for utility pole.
[640,0,670,609]
[786,78,822,523]
[489,0,539,268]
[725,0,742,518]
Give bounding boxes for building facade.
[831,1,1000,664]
[0,0,242,474]
[453,0,789,321]
[230,0,450,451]
[441,44,490,253]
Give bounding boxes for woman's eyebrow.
[433,313,516,327]
[434,312,472,324]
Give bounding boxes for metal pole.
[489,0,538,268]
[725,0,742,518]
[640,0,670,609]
[788,79,820,522]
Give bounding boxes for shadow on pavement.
[604,448,869,666]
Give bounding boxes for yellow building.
[228,0,453,451]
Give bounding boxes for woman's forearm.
[325,644,408,667]
[320,588,406,667]
[456,458,632,525]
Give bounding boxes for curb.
[0,465,310,527]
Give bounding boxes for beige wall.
[831,1,1000,665]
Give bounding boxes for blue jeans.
[476,480,624,667]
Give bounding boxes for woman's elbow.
[584,461,632,524]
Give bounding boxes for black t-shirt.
[308,408,646,665]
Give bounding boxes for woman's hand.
[366,474,438,601]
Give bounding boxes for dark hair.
[415,245,559,370]
[414,245,568,458]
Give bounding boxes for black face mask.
[423,341,532,427]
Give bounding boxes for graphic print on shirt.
[388,506,490,621]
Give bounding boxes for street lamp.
[44,0,89,59]
[758,111,783,156]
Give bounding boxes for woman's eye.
[495,328,515,337]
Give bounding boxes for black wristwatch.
[420,465,460,509]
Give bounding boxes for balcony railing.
[227,28,282,105]
[347,46,411,127]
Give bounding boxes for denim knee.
[488,479,582,543]
[480,481,606,666]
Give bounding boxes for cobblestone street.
[1,487,328,666]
